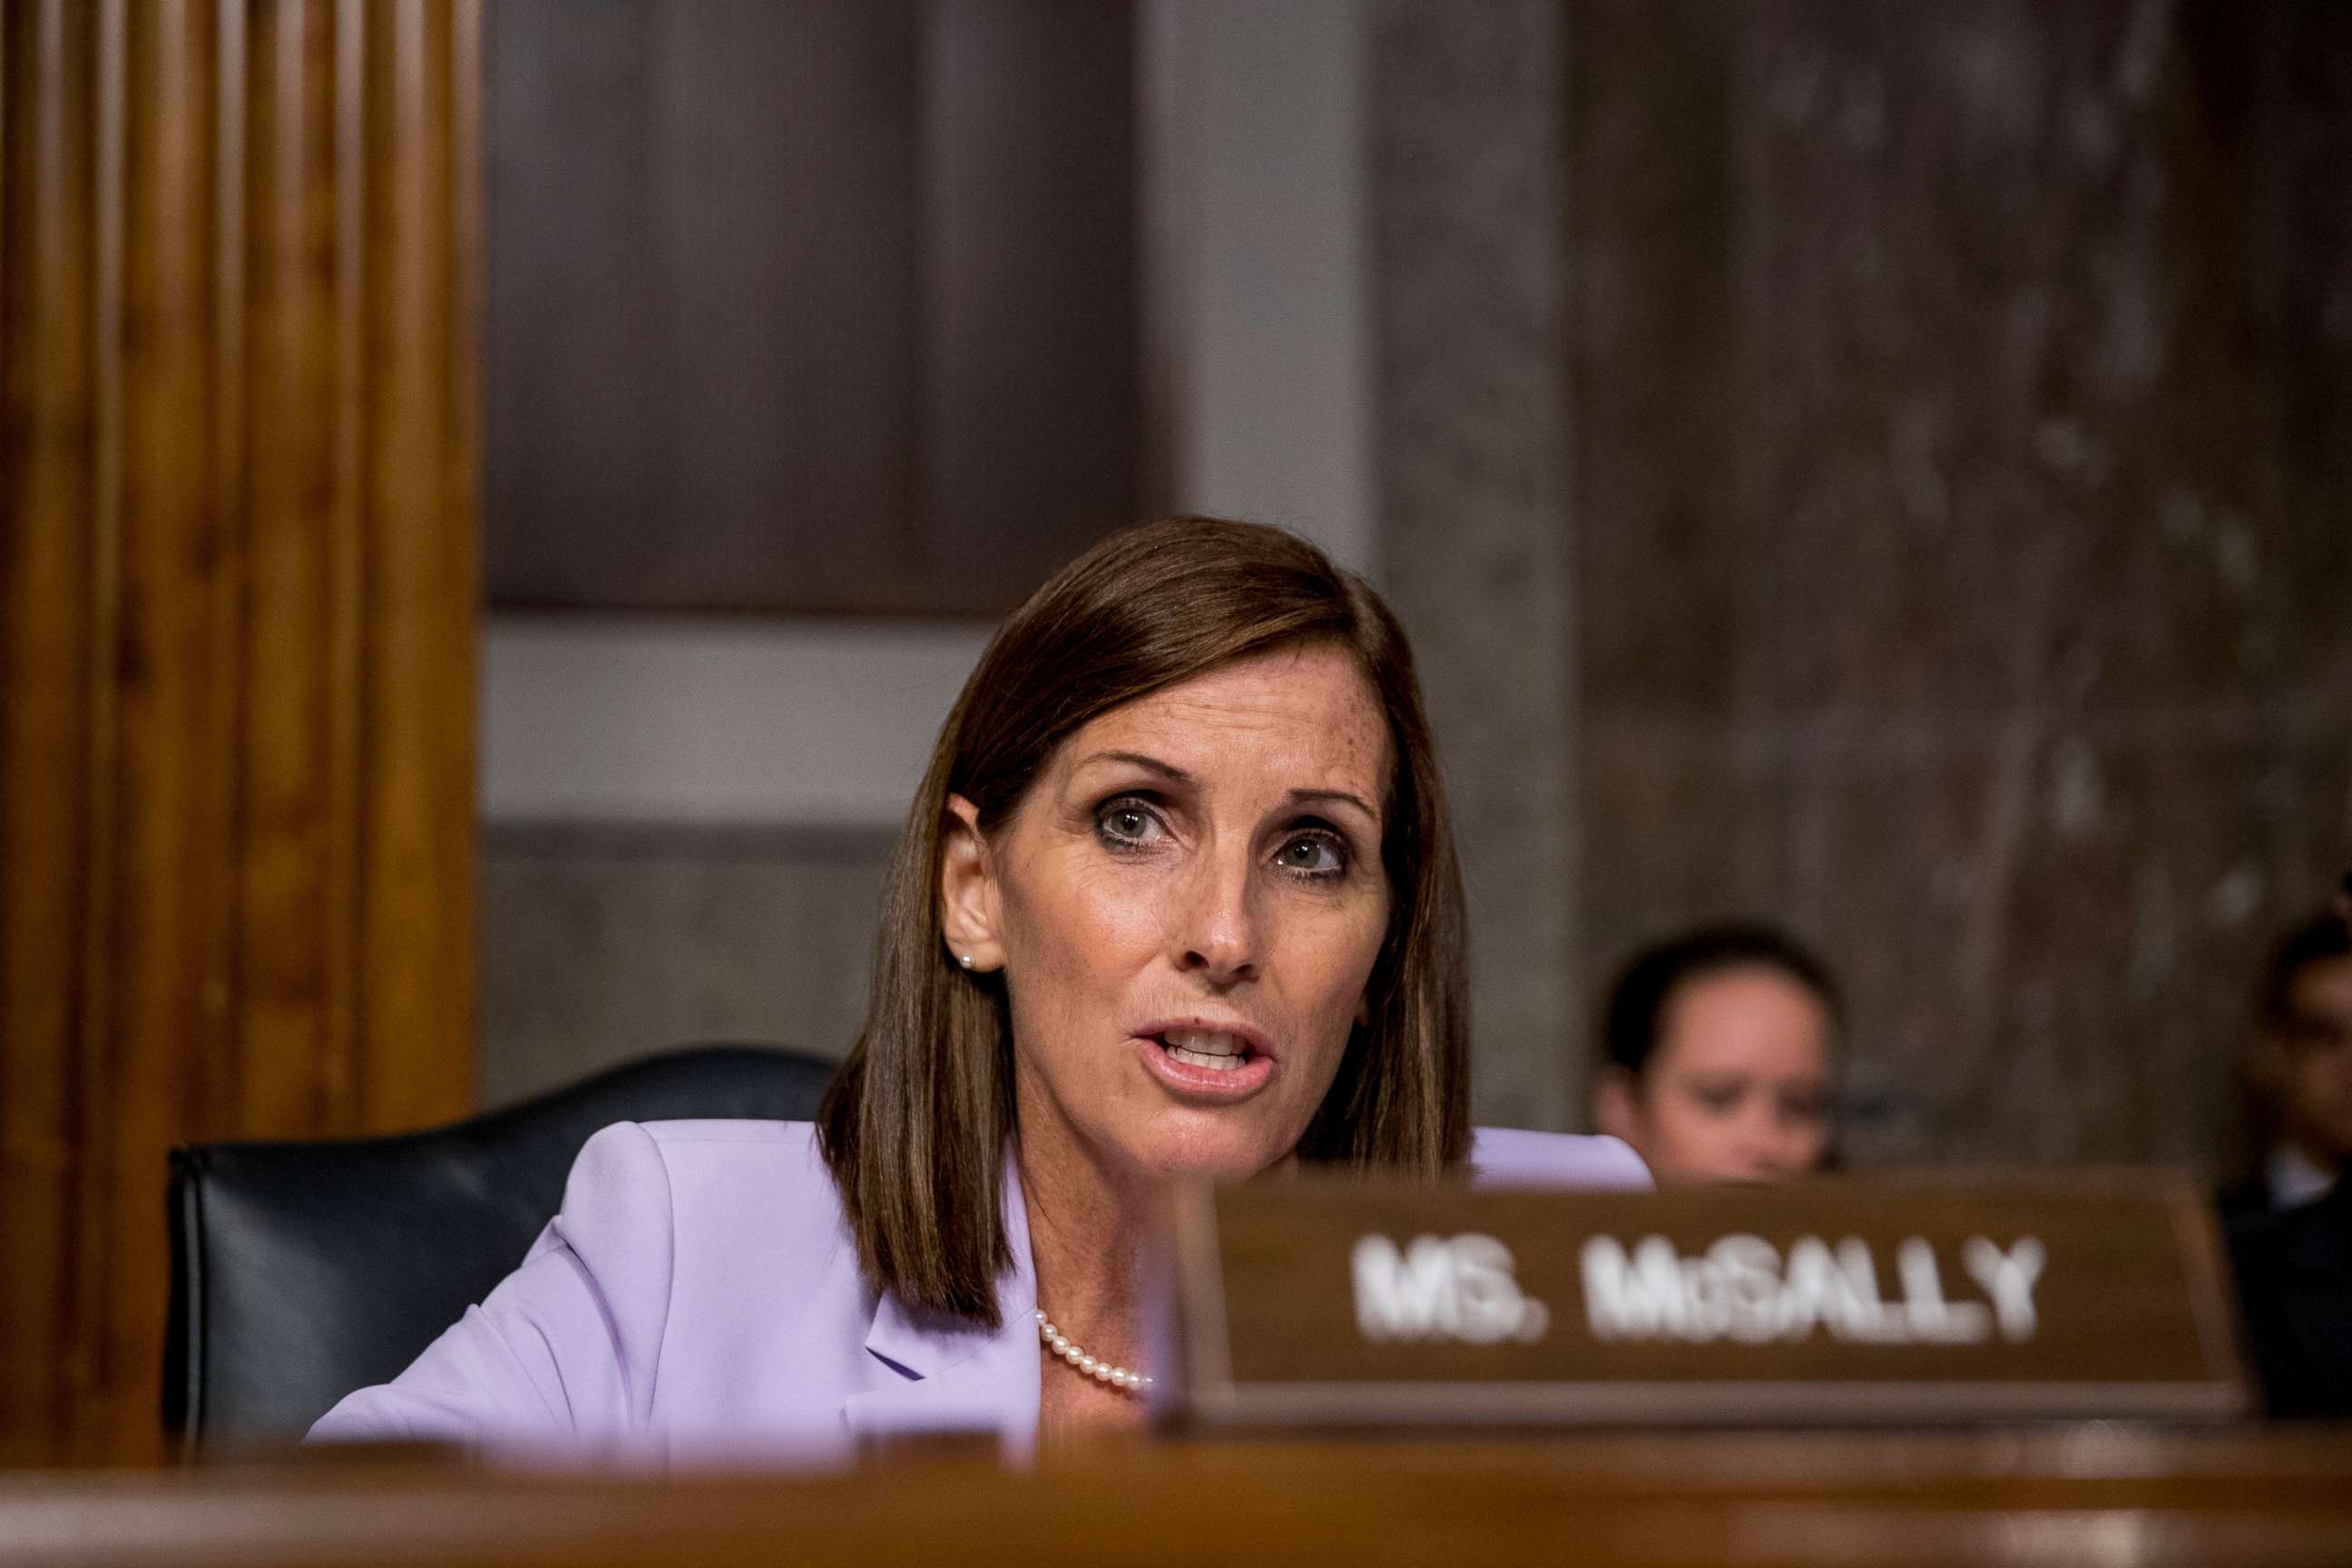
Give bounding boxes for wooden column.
[0,0,480,1465]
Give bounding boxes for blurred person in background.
[2220,905,2352,1222]
[2225,880,2352,1420]
[1591,923,1841,1184]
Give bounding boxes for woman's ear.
[938,793,1004,973]
[1591,1066,1646,1148]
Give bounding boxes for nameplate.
[1167,1175,2248,1426]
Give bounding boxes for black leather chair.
[164,1043,838,1455]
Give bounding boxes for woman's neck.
[1011,1083,1201,1440]
[1014,1109,1165,1443]
[1017,1121,1153,1372]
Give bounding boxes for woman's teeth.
[1161,1029,1252,1072]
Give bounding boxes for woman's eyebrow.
[1074,750,1191,784]
[1289,787,1377,821]
[1074,751,1375,819]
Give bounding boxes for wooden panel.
[238,0,346,1137]
[483,0,925,612]
[83,0,230,1466]
[0,0,103,1468]
[481,0,1138,616]
[0,0,479,1465]
[355,0,478,1129]
[922,0,1141,609]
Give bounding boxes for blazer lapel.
[840,1152,1042,1453]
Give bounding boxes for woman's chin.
[1119,1116,1297,1185]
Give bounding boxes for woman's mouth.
[1135,1024,1277,1099]
[1159,1027,1255,1072]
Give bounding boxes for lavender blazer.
[309,1121,1648,1462]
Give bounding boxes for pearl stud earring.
[959,954,974,968]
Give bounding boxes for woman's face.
[1596,966,1835,1183]
[943,642,1393,1188]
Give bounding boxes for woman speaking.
[311,518,1646,1458]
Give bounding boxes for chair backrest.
[164,1043,839,1454]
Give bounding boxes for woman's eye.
[1275,832,1347,877]
[1778,1093,1828,1126]
[1095,799,1164,849]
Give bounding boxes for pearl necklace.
[1034,1308,1154,1395]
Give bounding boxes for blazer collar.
[842,1148,1042,1450]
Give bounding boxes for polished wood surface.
[4,1429,2352,1566]
[0,0,479,1466]
[481,0,1141,616]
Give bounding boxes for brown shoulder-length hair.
[817,517,1468,1325]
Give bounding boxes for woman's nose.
[1750,1117,1814,1178]
[1171,848,1259,983]
[1732,1106,1800,1178]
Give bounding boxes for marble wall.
[1369,0,1583,1132]
[1374,0,2352,1167]
[478,826,892,1106]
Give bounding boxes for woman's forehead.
[1055,644,1389,799]
[1656,968,1837,1071]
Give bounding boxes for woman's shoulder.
[632,1116,824,1158]
[310,1119,864,1451]
[545,1120,855,1300]
[1467,1126,1652,1190]
[576,1117,845,1230]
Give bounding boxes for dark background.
[476,0,2352,1174]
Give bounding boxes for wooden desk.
[5,1427,2351,1567]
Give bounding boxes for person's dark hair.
[2259,906,2352,1033]
[818,517,1469,1327]
[1600,921,1843,1080]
